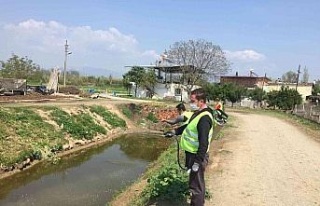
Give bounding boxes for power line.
[63,40,72,87]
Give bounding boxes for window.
[175,88,181,96]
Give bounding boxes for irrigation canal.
[0,133,171,206]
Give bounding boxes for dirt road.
[207,112,320,206]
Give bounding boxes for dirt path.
[207,112,320,206]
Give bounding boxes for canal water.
[0,133,171,206]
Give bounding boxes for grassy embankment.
[0,105,126,172]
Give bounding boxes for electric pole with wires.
[63,40,72,87]
[295,65,301,91]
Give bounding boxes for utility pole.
[63,40,72,87]
[295,65,301,91]
[293,65,301,112]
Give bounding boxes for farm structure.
[127,65,200,102]
[0,78,27,95]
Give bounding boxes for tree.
[312,80,320,95]
[0,54,42,81]
[276,86,302,110]
[224,83,247,107]
[281,71,297,83]
[142,68,157,98]
[122,74,132,95]
[248,87,266,107]
[122,67,146,97]
[266,86,302,110]
[167,39,230,93]
[302,67,309,83]
[202,82,221,101]
[266,90,279,109]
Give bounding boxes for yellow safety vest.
[180,111,214,154]
[181,111,193,125]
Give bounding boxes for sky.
[0,0,319,81]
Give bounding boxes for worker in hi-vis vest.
[165,88,214,206]
[161,103,193,126]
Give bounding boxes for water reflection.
[0,133,171,206]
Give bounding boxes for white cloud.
[225,49,266,62]
[3,19,139,53]
[0,19,158,76]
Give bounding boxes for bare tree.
[282,71,297,83]
[167,39,230,93]
[302,67,309,83]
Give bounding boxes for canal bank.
[0,103,176,180]
[0,102,180,205]
[0,133,172,206]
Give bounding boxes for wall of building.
[264,84,313,101]
[220,76,268,88]
[131,83,199,102]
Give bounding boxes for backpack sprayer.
[162,108,228,172]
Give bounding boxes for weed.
[122,107,133,119]
[146,112,159,123]
[50,107,106,140]
[133,144,212,205]
[89,105,126,128]
[0,107,66,166]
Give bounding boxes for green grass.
[0,107,65,166]
[89,105,126,128]
[0,105,128,168]
[121,107,133,119]
[130,145,189,206]
[49,107,107,140]
[131,142,214,206]
[146,112,159,123]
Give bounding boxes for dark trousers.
[185,152,209,206]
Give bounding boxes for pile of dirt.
[128,103,178,121]
[59,86,81,95]
[155,108,178,120]
[120,103,178,131]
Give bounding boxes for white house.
[127,65,200,102]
